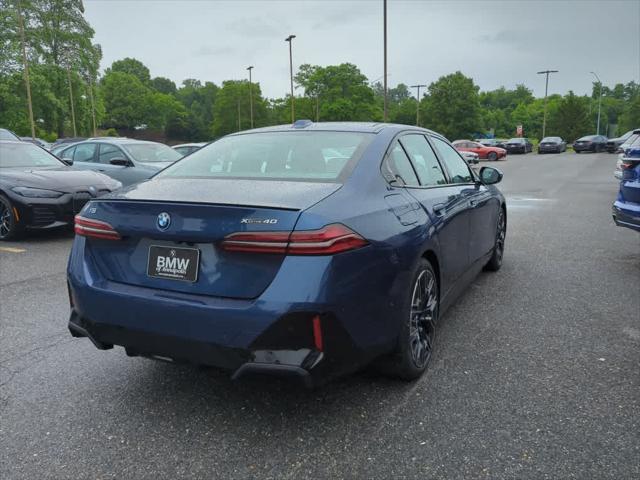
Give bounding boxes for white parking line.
[0,246,26,253]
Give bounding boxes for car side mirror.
[109,158,129,166]
[62,157,73,166]
[479,166,503,185]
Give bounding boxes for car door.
[430,135,498,267]
[397,134,470,296]
[468,141,484,156]
[69,143,99,172]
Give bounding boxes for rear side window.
[385,143,419,186]
[158,131,373,183]
[430,136,473,184]
[73,143,97,163]
[399,135,446,186]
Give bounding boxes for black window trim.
[381,129,477,189]
[397,133,449,189]
[427,134,477,186]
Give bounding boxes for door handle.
[433,203,446,216]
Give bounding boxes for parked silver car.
[56,138,182,186]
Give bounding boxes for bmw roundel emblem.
[157,212,171,231]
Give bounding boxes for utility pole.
[383,0,388,122]
[16,0,36,139]
[410,84,427,126]
[537,69,558,138]
[590,71,603,135]
[247,66,254,128]
[237,97,241,132]
[285,35,296,123]
[67,65,77,136]
[87,76,97,136]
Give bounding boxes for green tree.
[101,71,149,129]
[618,96,640,132]
[151,76,177,95]
[295,63,379,121]
[548,91,591,142]
[212,80,267,138]
[107,57,150,84]
[422,71,481,140]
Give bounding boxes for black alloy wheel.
[485,207,506,272]
[0,195,21,241]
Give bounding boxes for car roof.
[63,138,161,146]
[173,142,207,148]
[231,121,441,137]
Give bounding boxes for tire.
[378,258,438,381]
[485,207,506,272]
[576,150,581,154]
[0,194,23,241]
[487,151,498,161]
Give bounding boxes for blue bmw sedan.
[67,121,506,385]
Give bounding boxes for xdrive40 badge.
[240,218,278,224]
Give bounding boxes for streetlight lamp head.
[285,35,296,42]
[247,66,254,71]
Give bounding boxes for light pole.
[383,0,388,122]
[410,84,427,126]
[66,65,77,137]
[537,69,558,138]
[590,71,603,135]
[247,66,254,128]
[285,35,296,123]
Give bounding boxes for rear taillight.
[221,223,368,255]
[621,160,640,170]
[74,215,121,240]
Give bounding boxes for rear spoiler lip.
[83,198,301,212]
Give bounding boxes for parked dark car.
[0,128,20,141]
[173,142,207,157]
[67,121,506,386]
[56,138,182,186]
[612,146,640,232]
[0,141,121,240]
[504,138,533,154]
[606,129,637,153]
[51,137,86,148]
[21,137,52,150]
[537,137,566,154]
[477,138,508,149]
[573,135,608,153]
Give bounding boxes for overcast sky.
[84,0,640,99]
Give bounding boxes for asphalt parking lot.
[1,151,638,479]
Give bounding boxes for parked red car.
[452,140,507,161]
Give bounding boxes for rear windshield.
[508,138,524,143]
[157,131,373,182]
[0,142,63,168]
[542,137,561,142]
[578,136,597,141]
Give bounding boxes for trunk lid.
[82,178,341,299]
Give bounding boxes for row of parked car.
[612,129,640,233]
[451,131,640,160]
[0,128,211,240]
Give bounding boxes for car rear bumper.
[67,237,405,385]
[612,201,640,232]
